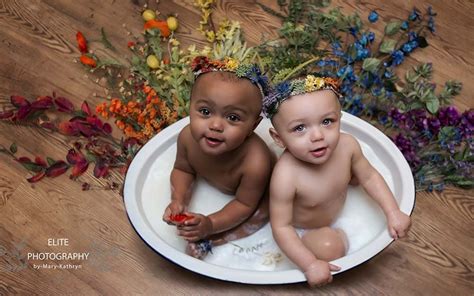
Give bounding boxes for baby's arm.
[162,128,196,224]
[270,161,339,287]
[179,146,272,241]
[349,135,411,238]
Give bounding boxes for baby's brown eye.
[199,108,210,116]
[227,114,240,122]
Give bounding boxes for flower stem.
[283,56,320,80]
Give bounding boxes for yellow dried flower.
[169,38,180,46]
[224,57,239,70]
[304,75,317,92]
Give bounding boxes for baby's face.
[271,90,342,165]
[189,72,262,155]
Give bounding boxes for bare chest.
[187,149,243,195]
[294,155,352,207]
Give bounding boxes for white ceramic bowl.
[124,112,415,284]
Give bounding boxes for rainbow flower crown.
[191,56,270,98]
[262,75,342,118]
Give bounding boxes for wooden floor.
[0,0,473,295]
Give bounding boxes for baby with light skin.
[264,75,411,287]
[162,56,274,258]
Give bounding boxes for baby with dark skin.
[162,70,274,258]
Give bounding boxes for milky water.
[141,122,393,271]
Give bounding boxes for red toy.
[169,213,193,224]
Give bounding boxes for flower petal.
[45,161,69,177]
[27,171,46,183]
[66,148,86,165]
[81,101,91,116]
[31,96,53,110]
[54,97,75,113]
[75,122,96,137]
[15,105,32,120]
[102,123,112,134]
[39,122,57,131]
[93,161,109,178]
[144,20,171,37]
[80,55,97,68]
[76,31,88,53]
[71,161,89,178]
[58,121,79,136]
[0,110,14,119]
[10,95,29,107]
[34,156,47,167]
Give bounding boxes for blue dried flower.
[331,42,344,57]
[368,32,375,43]
[355,42,370,60]
[427,5,436,16]
[349,27,359,37]
[391,50,405,66]
[428,16,436,33]
[402,42,415,53]
[368,10,379,23]
[359,34,368,46]
[384,68,394,78]
[409,8,421,21]
[408,31,418,42]
[401,21,409,30]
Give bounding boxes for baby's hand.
[304,260,341,287]
[162,201,186,225]
[177,213,212,242]
[387,209,411,239]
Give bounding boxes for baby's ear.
[269,127,285,148]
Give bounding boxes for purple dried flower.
[389,108,406,127]
[438,106,460,126]
[459,110,474,138]
[393,133,419,167]
[428,117,441,135]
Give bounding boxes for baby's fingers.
[389,226,399,240]
[395,226,408,238]
[329,263,341,272]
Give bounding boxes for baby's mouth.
[310,146,327,157]
[205,136,224,147]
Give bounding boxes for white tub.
[123,112,415,284]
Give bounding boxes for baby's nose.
[209,117,224,132]
[310,127,324,141]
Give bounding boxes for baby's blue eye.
[293,124,305,132]
[227,114,240,122]
[199,108,210,116]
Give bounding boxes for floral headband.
[262,75,342,118]
[191,56,269,98]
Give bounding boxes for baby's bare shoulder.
[339,133,360,153]
[273,151,298,176]
[177,124,192,146]
[241,134,273,172]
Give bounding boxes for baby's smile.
[204,135,224,147]
[310,146,328,158]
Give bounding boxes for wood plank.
[0,0,473,294]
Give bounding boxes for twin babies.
[162,56,411,287]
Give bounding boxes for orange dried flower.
[76,31,88,53]
[80,55,96,68]
[143,20,171,38]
